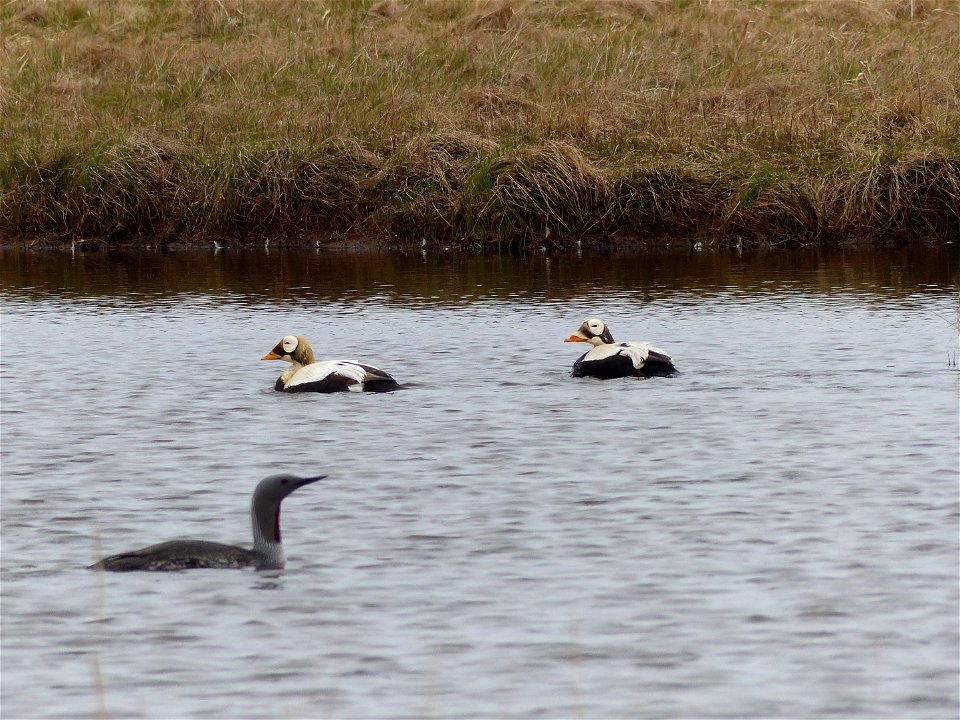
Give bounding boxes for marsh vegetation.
[2,0,958,248]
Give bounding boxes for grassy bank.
[1,0,958,249]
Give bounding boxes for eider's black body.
[272,361,400,393]
[566,318,677,379]
[262,335,401,393]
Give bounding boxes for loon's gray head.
[253,473,325,504]
[565,318,615,346]
[251,473,325,552]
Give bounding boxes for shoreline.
[3,228,950,253]
[4,148,956,251]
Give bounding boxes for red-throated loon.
[261,335,401,393]
[89,473,325,571]
[564,318,677,379]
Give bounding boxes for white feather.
[583,341,669,370]
[286,361,369,388]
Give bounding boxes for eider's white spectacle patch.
[586,318,605,335]
[281,336,299,353]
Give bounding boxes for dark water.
[1,245,958,719]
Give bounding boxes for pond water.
[1,245,958,719]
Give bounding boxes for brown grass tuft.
[462,0,514,30]
[369,0,404,20]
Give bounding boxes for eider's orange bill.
[261,350,282,360]
[565,334,587,343]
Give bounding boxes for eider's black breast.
[285,373,359,393]
[572,351,639,379]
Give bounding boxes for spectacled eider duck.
[261,335,401,393]
[89,473,324,571]
[565,318,677,379]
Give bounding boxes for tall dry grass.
[1,0,957,247]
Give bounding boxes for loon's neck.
[251,498,286,569]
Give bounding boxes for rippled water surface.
[2,246,958,719]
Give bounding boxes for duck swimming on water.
[89,473,324,571]
[261,335,401,393]
[565,318,677,379]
